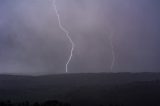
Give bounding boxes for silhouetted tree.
[0,100,72,106]
[33,102,40,106]
[0,101,5,106]
[24,101,30,106]
[43,100,59,106]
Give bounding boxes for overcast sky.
[0,0,159,75]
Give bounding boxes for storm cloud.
[0,0,159,75]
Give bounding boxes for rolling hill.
[0,72,160,106]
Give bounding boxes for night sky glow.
[0,0,159,75]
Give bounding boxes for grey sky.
[0,0,159,75]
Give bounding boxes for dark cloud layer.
[0,0,159,75]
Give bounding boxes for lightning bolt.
[109,31,115,71]
[53,0,75,73]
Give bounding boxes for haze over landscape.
[0,1,160,105]
[0,0,159,75]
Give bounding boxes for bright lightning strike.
[53,0,75,73]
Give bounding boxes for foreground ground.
[0,72,160,106]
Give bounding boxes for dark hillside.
[0,73,160,106]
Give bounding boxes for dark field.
[0,73,160,106]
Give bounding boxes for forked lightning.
[53,0,75,73]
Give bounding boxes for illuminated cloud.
[0,0,159,75]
